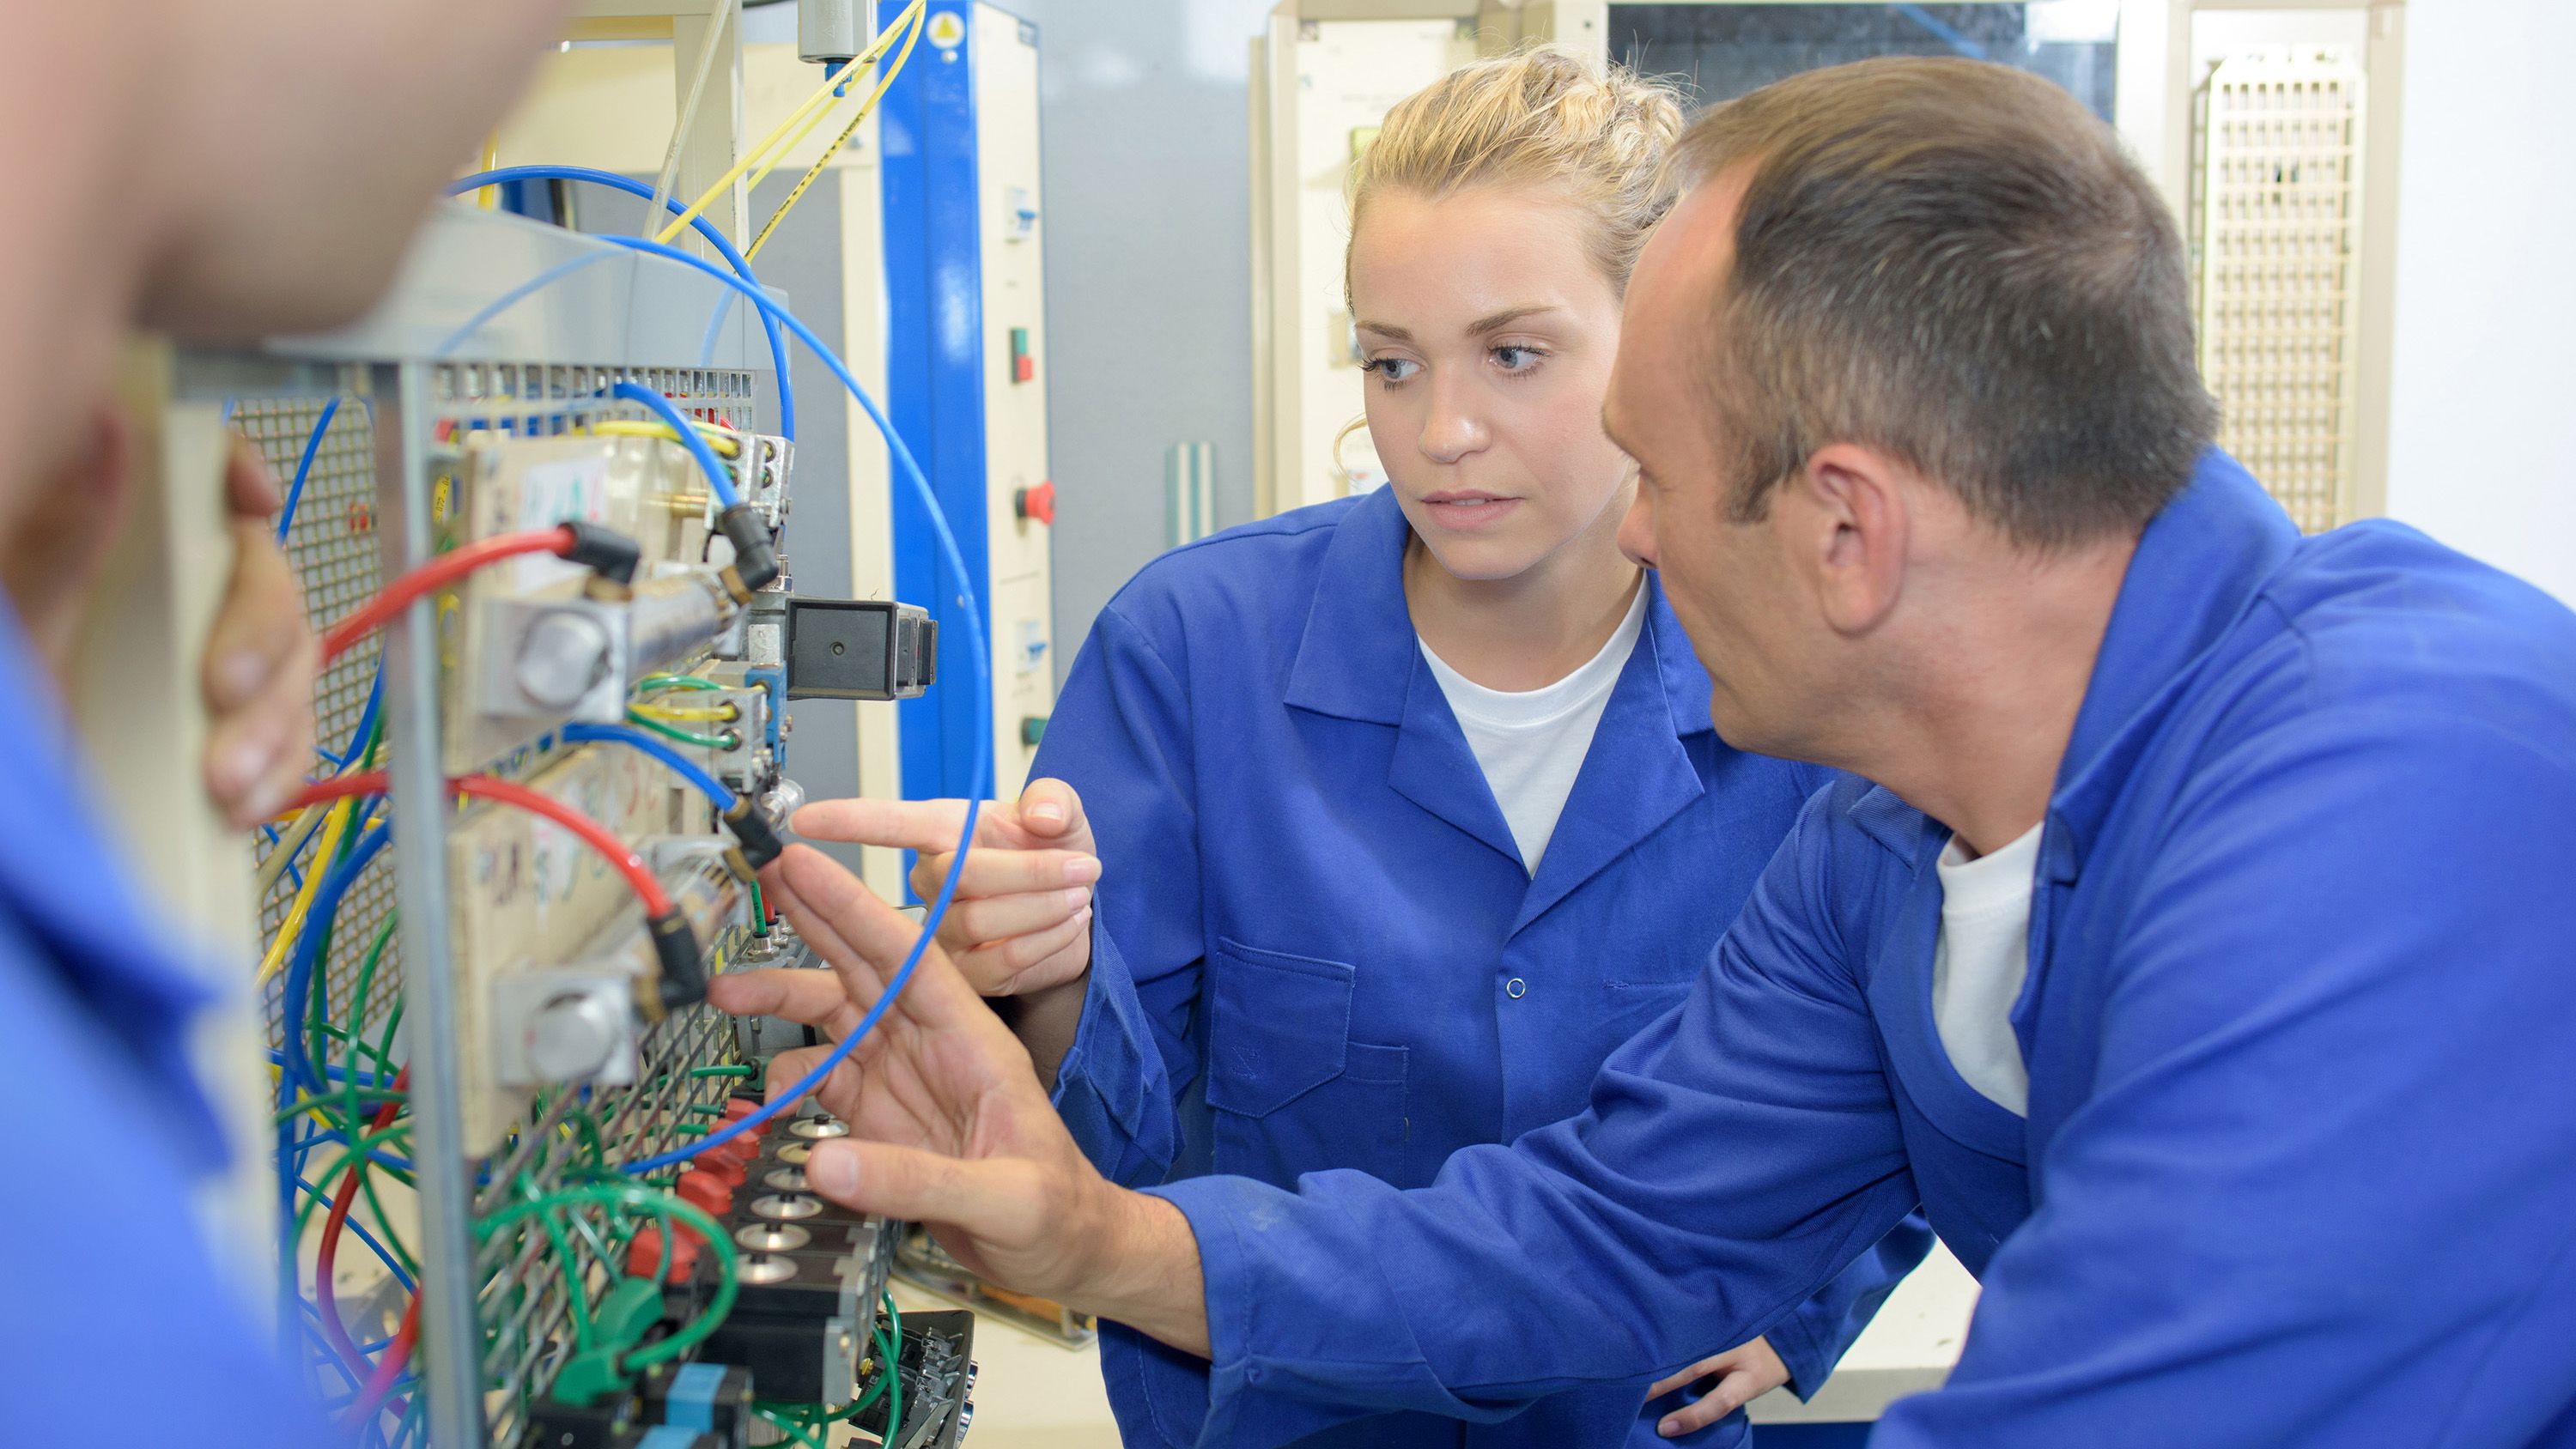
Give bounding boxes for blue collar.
[1281,485,1714,736]
[1844,450,2300,867]
[2044,451,2299,874]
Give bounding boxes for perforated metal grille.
[471,995,747,1442]
[241,379,402,1050]
[250,360,766,1447]
[2192,48,2366,534]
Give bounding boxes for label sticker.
[928,11,966,50]
[513,455,612,587]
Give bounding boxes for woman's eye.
[1492,345,1544,373]
[1364,356,1420,385]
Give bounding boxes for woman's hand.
[793,778,1102,997]
[1648,1337,1790,1438]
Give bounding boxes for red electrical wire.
[284,772,676,919]
[340,1294,420,1428]
[318,526,577,664]
[314,1068,410,1376]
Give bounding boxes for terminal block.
[440,433,747,772]
[855,1307,978,1449]
[489,839,749,1090]
[659,1111,900,1407]
[453,744,756,1147]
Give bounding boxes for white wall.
[2382,0,2576,606]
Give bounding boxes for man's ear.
[1,404,134,677]
[1789,442,1910,639]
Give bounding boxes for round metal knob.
[763,776,808,822]
[525,990,620,1080]
[513,609,613,710]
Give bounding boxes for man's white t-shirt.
[1419,586,1649,875]
[1931,821,2045,1116]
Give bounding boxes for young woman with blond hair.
[799,47,1929,1448]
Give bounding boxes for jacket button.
[1505,978,1527,999]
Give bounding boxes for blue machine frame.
[882,0,1025,805]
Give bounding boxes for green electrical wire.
[512,1172,595,1349]
[751,1409,829,1449]
[624,708,739,751]
[690,1064,758,1080]
[293,1124,417,1240]
[342,916,398,1122]
[877,1298,903,1449]
[636,673,726,694]
[474,1185,738,1370]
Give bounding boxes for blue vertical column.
[882,0,992,805]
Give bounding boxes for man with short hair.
[726,57,2576,1445]
[0,3,577,1442]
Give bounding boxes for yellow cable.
[629,702,739,724]
[477,136,501,209]
[589,420,744,458]
[740,2,921,195]
[255,797,359,985]
[745,0,926,261]
[653,50,874,246]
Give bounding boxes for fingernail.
[809,1141,859,1198]
[1658,1420,1680,1439]
[239,776,291,828]
[216,651,268,705]
[1030,802,1065,825]
[216,733,279,793]
[1063,855,1101,885]
[1063,886,1092,912]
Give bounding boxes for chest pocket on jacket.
[1205,938,1363,1116]
[1202,940,1412,1185]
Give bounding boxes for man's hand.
[1,412,315,827]
[203,434,319,826]
[710,846,1209,1355]
[1648,1337,1790,1438]
[793,779,1101,997]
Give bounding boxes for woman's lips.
[1417,492,1522,530]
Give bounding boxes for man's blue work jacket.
[0,602,338,1447]
[1145,453,2576,1446]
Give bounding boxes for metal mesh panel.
[2192,48,2367,534]
[252,359,766,1446]
[241,379,402,1049]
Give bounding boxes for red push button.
[675,1167,734,1216]
[1015,481,1056,526]
[625,1223,702,1283]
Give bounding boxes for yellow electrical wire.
[589,419,744,458]
[653,49,877,246]
[745,0,927,262]
[629,702,740,724]
[255,797,361,985]
[477,136,501,209]
[739,0,925,196]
